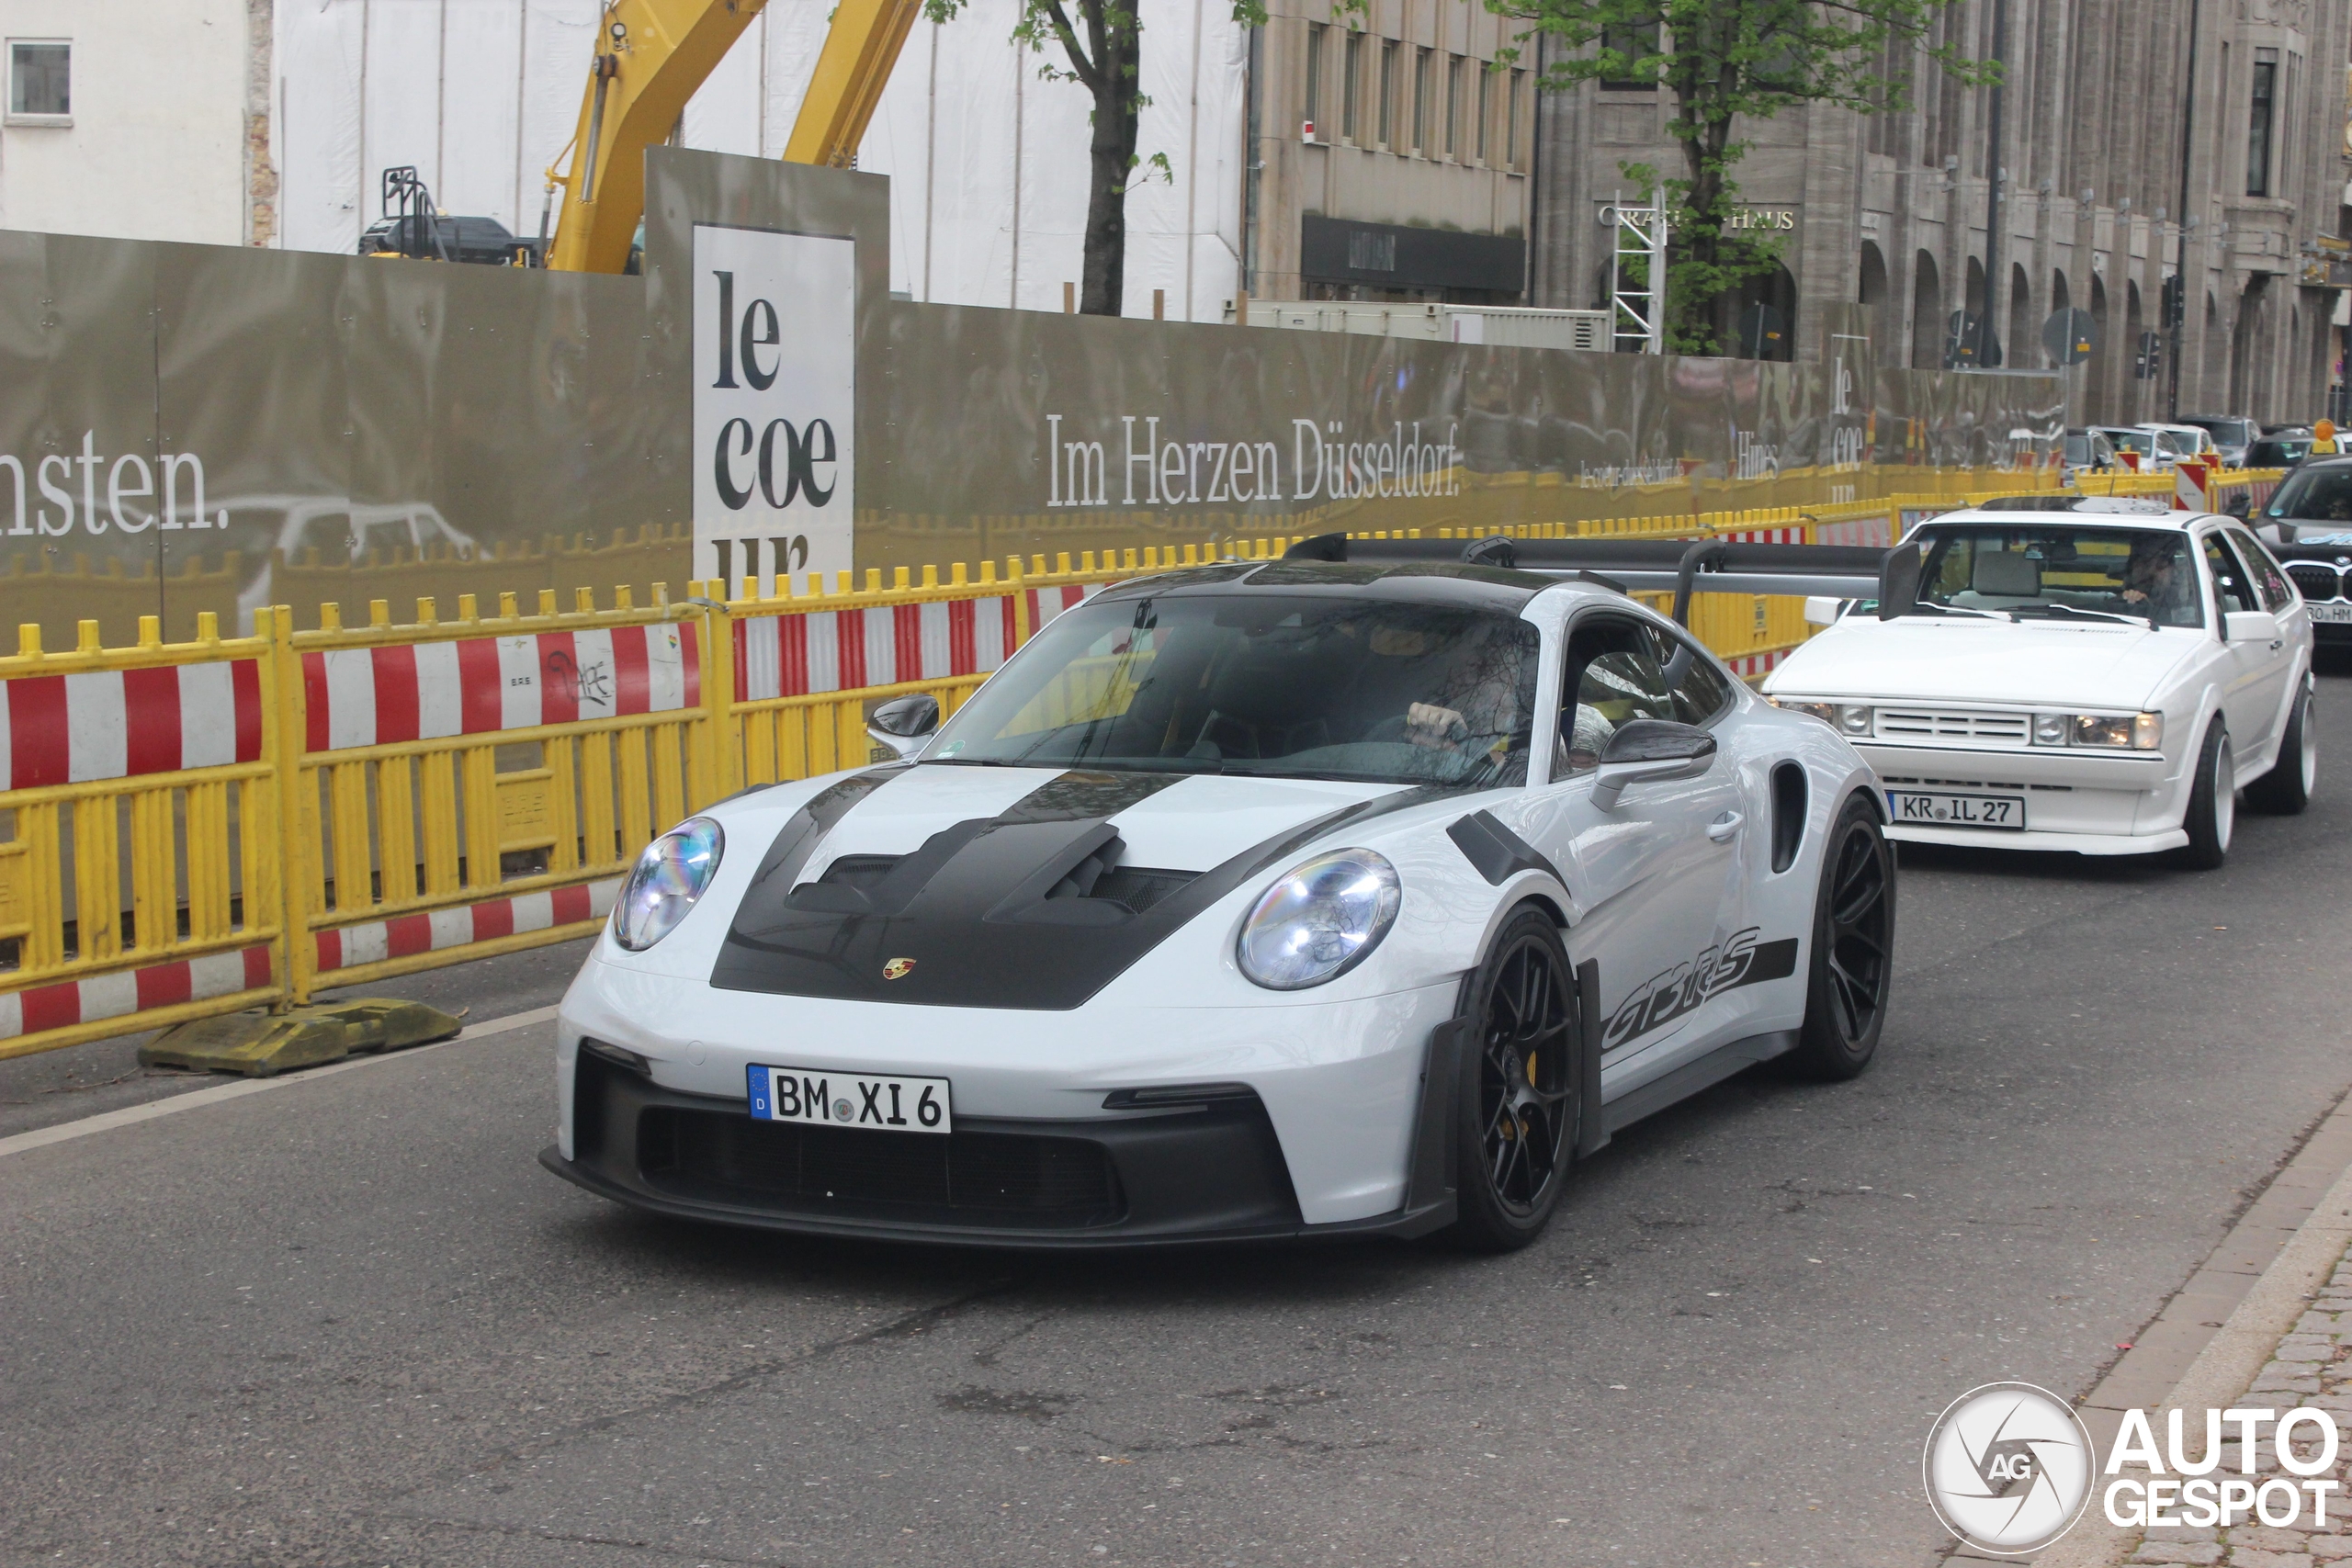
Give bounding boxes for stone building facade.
[1528,0,2352,424]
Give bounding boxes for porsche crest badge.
[882,957,917,981]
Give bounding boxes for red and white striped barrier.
[302,624,699,753]
[0,945,272,1041]
[1724,648,1790,680]
[732,584,1101,703]
[315,878,620,974]
[0,660,264,789]
[1715,525,1807,546]
[2176,457,2215,511]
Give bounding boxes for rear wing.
[1286,532,1917,626]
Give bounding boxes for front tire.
[2178,719,2236,869]
[1784,795,1894,1081]
[2244,681,2315,815]
[1447,907,1578,1253]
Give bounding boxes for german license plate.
[748,1064,953,1134]
[1886,789,2027,829]
[2307,602,2352,624]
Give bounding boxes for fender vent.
[1770,761,1807,874]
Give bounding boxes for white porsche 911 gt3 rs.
[544,544,1895,1250]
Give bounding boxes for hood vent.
[782,823,1198,927]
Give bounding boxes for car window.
[2266,465,2352,522]
[2227,528,2293,612]
[1657,626,1734,725]
[2202,533,2263,615]
[1557,616,1677,777]
[929,592,1543,788]
[1915,525,2202,627]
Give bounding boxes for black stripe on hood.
[708,767,1445,1011]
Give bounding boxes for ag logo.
[1922,1382,2093,1554]
[882,957,916,981]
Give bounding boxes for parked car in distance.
[2063,427,2120,486]
[2177,415,2257,466]
[2245,435,2315,469]
[2094,426,2164,468]
[2143,424,2221,466]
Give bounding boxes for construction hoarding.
[0,150,2063,650]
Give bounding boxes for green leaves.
[1496,0,1992,348]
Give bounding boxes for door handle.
[1707,811,1744,842]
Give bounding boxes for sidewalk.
[2011,1093,2352,1568]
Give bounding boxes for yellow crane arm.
[546,0,926,274]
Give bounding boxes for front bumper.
[1858,739,2185,849]
[542,1051,1458,1249]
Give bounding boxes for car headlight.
[1770,698,1838,726]
[612,817,725,951]
[2069,712,2164,750]
[1235,849,1402,991]
[2034,713,2163,749]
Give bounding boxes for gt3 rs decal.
[1600,927,1800,1052]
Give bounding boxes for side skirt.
[1600,1029,1799,1136]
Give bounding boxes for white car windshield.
[1915,525,2203,628]
[928,589,1542,786]
[2102,429,2155,457]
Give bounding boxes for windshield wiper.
[2007,604,2157,629]
[1908,603,2013,622]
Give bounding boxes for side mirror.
[1877,542,1923,621]
[2221,609,2275,646]
[865,693,941,761]
[2224,494,2253,520]
[1590,719,1717,809]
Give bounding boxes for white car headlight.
[1235,849,1402,991]
[613,817,725,951]
[2032,713,2164,750]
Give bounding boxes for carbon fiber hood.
[708,766,1435,1010]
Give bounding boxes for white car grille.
[1872,709,2031,747]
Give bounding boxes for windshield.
[2266,465,2352,523]
[2190,418,2255,447]
[927,592,1541,787]
[2152,429,2199,457]
[2101,429,2155,457]
[1916,525,2203,628]
[2250,439,2312,466]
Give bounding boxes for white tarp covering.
[274,0,1246,321]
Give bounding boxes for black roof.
[1087,559,1553,612]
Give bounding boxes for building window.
[1508,69,1524,168]
[1599,21,1658,90]
[7,39,69,122]
[1412,48,1430,152]
[1305,24,1324,137]
[2247,49,2277,197]
[1476,63,1490,162]
[1378,40,1397,147]
[1342,30,1362,141]
[1445,55,1463,157]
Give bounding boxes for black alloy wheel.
[1787,795,1895,1080]
[1450,907,1578,1252]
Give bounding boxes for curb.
[2027,1110,2352,1567]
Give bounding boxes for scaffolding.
[1611,190,1667,355]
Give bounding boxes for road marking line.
[0,1005,559,1161]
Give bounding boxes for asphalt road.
[9,673,2352,1568]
